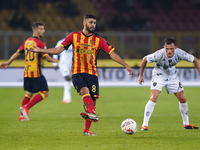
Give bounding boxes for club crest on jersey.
[90,40,93,44]
[153,82,157,87]
[148,56,153,62]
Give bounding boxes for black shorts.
[72,73,99,99]
[23,75,49,93]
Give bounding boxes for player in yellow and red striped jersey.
[18,36,48,78]
[0,22,57,121]
[60,31,115,76]
[28,15,134,136]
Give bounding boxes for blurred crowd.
[1,0,200,32]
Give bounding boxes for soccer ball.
[121,118,138,135]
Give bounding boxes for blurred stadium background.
[1,0,200,60]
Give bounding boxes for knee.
[179,96,187,103]
[176,91,187,103]
[45,91,49,97]
[79,87,90,96]
[150,95,158,103]
[42,91,49,98]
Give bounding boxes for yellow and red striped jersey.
[61,31,115,76]
[18,36,47,78]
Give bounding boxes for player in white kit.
[53,34,73,103]
[138,37,200,130]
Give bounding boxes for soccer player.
[0,22,57,121]
[53,31,73,103]
[28,14,134,136]
[138,37,200,131]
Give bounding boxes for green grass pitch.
[0,87,200,150]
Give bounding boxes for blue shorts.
[72,73,99,99]
[23,75,49,93]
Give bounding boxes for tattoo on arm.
[141,60,147,68]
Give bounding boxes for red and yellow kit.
[61,31,115,76]
[18,36,47,78]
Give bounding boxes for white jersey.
[146,48,194,77]
[53,38,73,77]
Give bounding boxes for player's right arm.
[30,33,73,54]
[0,51,21,69]
[31,46,65,55]
[138,56,147,85]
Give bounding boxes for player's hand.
[126,66,134,77]
[52,59,57,63]
[29,46,41,52]
[0,62,9,70]
[138,75,144,85]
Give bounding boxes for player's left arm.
[0,51,21,69]
[193,57,200,79]
[44,54,57,63]
[110,51,134,77]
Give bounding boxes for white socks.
[179,102,189,126]
[63,81,71,102]
[142,100,189,127]
[142,100,156,127]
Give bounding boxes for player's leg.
[81,74,99,116]
[168,77,198,129]
[25,75,49,109]
[62,75,72,103]
[174,91,199,129]
[142,75,163,130]
[22,92,33,106]
[174,91,189,126]
[80,87,97,135]
[20,75,49,121]
[19,91,33,121]
[25,91,49,110]
[20,91,49,121]
[141,89,159,130]
[80,87,96,114]
[60,51,72,103]
[83,98,97,136]
[72,74,98,121]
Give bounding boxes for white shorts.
[150,74,184,94]
[59,51,73,77]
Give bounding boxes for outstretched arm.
[109,51,134,77]
[44,54,57,63]
[193,57,200,79]
[0,51,21,69]
[30,46,65,55]
[138,56,147,85]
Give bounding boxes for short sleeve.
[177,49,194,62]
[17,41,25,54]
[61,33,73,50]
[146,49,163,63]
[99,37,115,54]
[146,53,155,63]
[41,42,47,57]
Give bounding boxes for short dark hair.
[32,22,43,29]
[164,37,177,46]
[83,14,96,21]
